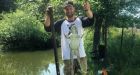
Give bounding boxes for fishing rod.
[46,6,60,75]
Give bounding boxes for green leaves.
[0,10,50,50]
[84,27,140,75]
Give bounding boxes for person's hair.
[63,0,74,9]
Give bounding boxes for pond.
[0,49,64,75]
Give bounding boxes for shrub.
[0,10,51,50]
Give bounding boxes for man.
[44,1,94,75]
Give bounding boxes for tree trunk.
[120,26,124,51]
[93,14,103,51]
[131,24,136,51]
[104,19,108,51]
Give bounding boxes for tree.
[93,0,140,51]
[0,0,16,13]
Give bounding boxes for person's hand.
[83,1,91,11]
[46,6,53,16]
[44,6,52,27]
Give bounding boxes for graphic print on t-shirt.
[68,24,81,56]
[61,17,86,60]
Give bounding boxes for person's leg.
[80,57,87,75]
[64,60,74,75]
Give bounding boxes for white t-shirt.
[45,16,94,60]
[61,17,86,60]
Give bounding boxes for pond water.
[0,49,64,75]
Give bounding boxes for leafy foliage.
[0,0,140,75]
[0,10,51,50]
[84,27,140,75]
[0,0,16,13]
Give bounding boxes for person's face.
[64,5,75,18]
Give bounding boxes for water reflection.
[0,49,64,75]
[41,63,64,75]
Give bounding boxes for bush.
[0,10,51,51]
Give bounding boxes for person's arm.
[44,13,52,32]
[44,14,51,27]
[54,20,64,33]
[44,13,64,33]
[81,1,94,27]
[83,1,93,19]
[80,16,94,28]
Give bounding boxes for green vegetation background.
[0,0,140,75]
